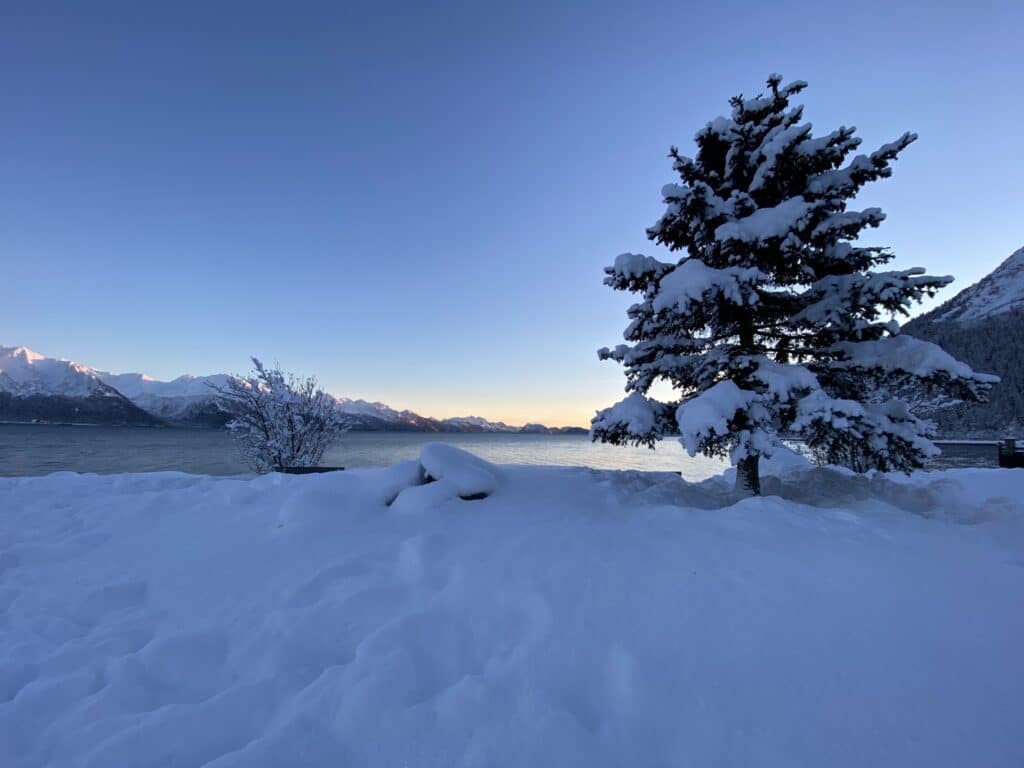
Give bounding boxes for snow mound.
[419,442,500,500]
[2,466,1023,767]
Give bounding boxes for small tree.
[212,357,347,473]
[592,74,996,494]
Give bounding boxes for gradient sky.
[2,1,1022,426]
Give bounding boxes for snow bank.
[2,453,1023,767]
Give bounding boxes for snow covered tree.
[212,358,347,473]
[592,74,997,494]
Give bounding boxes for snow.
[95,373,232,421]
[2,446,1022,767]
[0,346,227,418]
[0,346,111,399]
[590,391,661,436]
[334,396,404,417]
[746,357,820,400]
[97,372,229,400]
[713,197,812,245]
[0,346,225,404]
[419,442,499,498]
[674,380,756,455]
[697,115,736,141]
[652,260,762,313]
[811,207,885,239]
[793,391,941,463]
[794,269,951,328]
[608,253,671,279]
[750,122,812,192]
[442,416,515,432]
[830,335,1001,383]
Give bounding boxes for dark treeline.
[905,308,1024,437]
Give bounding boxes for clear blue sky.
[3,1,1022,426]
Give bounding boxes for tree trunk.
[735,454,761,496]
[735,309,761,496]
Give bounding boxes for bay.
[0,424,999,479]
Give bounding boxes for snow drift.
[1,445,1022,767]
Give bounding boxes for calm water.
[0,424,998,479]
[0,425,724,480]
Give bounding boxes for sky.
[2,0,1022,426]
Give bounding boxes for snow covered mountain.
[96,371,231,425]
[332,398,582,433]
[930,245,1024,322]
[0,346,161,426]
[904,244,1024,437]
[0,346,585,432]
[0,345,114,398]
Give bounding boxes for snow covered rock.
[419,442,500,500]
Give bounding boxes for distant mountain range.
[904,244,1024,437]
[0,346,587,434]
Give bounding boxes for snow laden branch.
[210,358,348,473]
[593,74,996,494]
[590,392,675,449]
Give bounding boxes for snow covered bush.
[593,74,997,494]
[212,358,347,473]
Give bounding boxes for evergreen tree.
[592,74,996,494]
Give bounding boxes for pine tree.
[592,74,997,494]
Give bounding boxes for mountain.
[0,346,162,426]
[333,399,585,434]
[903,245,1024,437]
[96,371,232,427]
[929,245,1024,322]
[0,346,586,432]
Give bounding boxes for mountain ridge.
[922,245,1024,323]
[0,346,586,433]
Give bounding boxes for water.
[0,424,1000,479]
[0,424,723,480]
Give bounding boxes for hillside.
[903,245,1024,437]
[929,246,1024,322]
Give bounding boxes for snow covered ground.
[2,446,1022,767]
